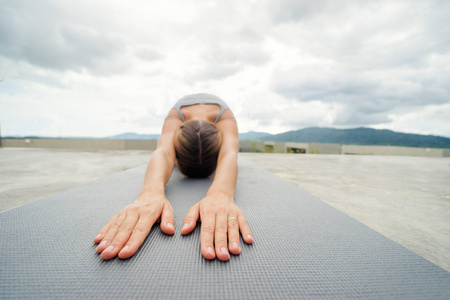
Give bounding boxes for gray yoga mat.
[1,157,449,299]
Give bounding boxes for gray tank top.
[173,93,229,123]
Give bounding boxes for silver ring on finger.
[227,218,238,222]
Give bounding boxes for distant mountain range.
[4,127,450,148]
[254,127,450,148]
[238,131,273,140]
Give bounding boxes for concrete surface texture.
[0,148,152,212]
[1,148,449,272]
[241,153,450,272]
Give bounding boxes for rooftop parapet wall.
[2,138,448,157]
[239,141,265,153]
[262,142,287,153]
[308,143,341,154]
[2,138,157,151]
[341,144,445,157]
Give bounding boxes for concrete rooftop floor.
[1,147,449,272]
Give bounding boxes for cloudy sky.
[1,0,449,138]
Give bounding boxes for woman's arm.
[206,116,239,198]
[140,111,183,195]
[93,110,183,260]
[181,110,253,261]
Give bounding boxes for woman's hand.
[93,192,175,260]
[180,194,253,261]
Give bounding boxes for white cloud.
[0,0,449,138]
[373,103,450,137]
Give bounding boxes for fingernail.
[167,223,174,230]
[99,240,108,248]
[207,247,215,257]
[95,234,103,240]
[247,234,253,241]
[104,245,114,253]
[182,223,190,231]
[231,242,239,250]
[221,247,229,256]
[120,245,130,253]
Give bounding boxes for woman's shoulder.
[162,109,183,131]
[217,108,235,122]
[166,107,182,120]
[216,109,237,137]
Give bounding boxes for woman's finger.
[93,219,112,243]
[100,206,140,260]
[118,206,161,259]
[160,201,175,235]
[238,212,253,244]
[96,211,127,253]
[181,202,200,235]
[200,207,216,260]
[227,215,241,255]
[214,207,230,261]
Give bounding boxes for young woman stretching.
[93,93,253,261]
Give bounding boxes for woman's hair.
[173,120,223,178]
